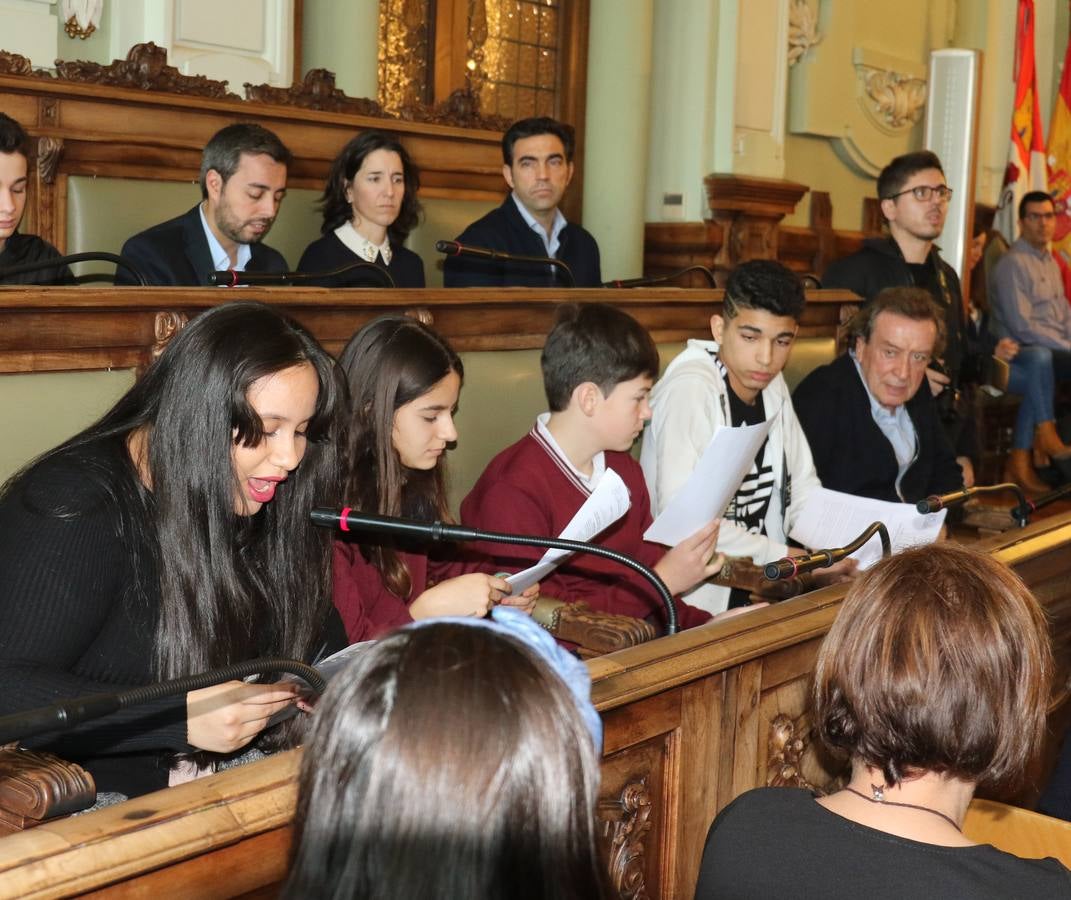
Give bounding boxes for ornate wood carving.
[0,747,96,832]
[532,599,657,657]
[403,306,434,327]
[0,51,33,77]
[396,87,512,132]
[55,42,238,100]
[766,713,818,791]
[703,174,808,271]
[152,311,189,361]
[599,777,653,900]
[244,68,385,116]
[36,137,63,186]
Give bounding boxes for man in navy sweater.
[444,117,601,287]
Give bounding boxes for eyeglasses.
[885,184,953,203]
[1023,211,1056,222]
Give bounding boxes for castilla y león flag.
[996,0,1048,244]
[1047,17,1071,270]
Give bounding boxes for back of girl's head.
[814,543,1052,792]
[285,622,607,900]
[337,314,461,520]
[319,130,422,239]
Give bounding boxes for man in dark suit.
[443,117,601,287]
[116,123,291,286]
[793,287,963,505]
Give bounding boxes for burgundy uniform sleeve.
[332,541,414,642]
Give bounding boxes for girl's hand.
[409,572,511,619]
[186,680,298,753]
[499,581,539,615]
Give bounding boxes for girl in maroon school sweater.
[331,315,537,642]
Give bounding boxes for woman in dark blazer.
[298,131,425,287]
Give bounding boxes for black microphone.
[0,658,325,745]
[435,240,575,287]
[311,507,679,635]
[0,251,148,286]
[208,260,395,288]
[916,482,1029,525]
[764,522,890,581]
[1008,481,1071,524]
[602,265,717,288]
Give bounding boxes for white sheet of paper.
[789,486,946,570]
[643,420,772,546]
[504,468,631,593]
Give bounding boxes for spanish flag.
[1048,15,1071,283]
[996,0,1048,244]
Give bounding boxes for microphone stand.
[1010,481,1071,525]
[0,251,148,286]
[916,483,1029,528]
[208,260,395,287]
[602,265,716,288]
[764,522,890,581]
[434,240,576,287]
[0,658,325,745]
[310,507,679,636]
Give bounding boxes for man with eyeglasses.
[822,151,1012,491]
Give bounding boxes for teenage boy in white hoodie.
[641,260,851,613]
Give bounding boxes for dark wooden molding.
[244,67,385,116]
[0,287,864,375]
[0,50,33,77]
[0,748,95,833]
[55,42,238,100]
[395,86,512,132]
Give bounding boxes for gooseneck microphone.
[0,251,148,286]
[916,482,1029,526]
[434,240,576,287]
[0,658,325,745]
[208,260,395,287]
[602,265,717,289]
[764,522,891,581]
[311,507,679,635]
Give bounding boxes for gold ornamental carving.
[856,65,927,131]
[766,713,818,791]
[152,311,189,361]
[598,778,652,900]
[788,0,821,67]
[56,43,238,101]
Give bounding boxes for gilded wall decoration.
[857,65,928,131]
[788,0,821,67]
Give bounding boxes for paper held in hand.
[504,468,632,594]
[789,486,945,570]
[643,420,772,546]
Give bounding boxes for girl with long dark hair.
[332,314,536,642]
[297,130,425,287]
[0,302,346,798]
[283,609,609,900]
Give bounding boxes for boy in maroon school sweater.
[461,303,727,630]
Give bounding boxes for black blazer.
[296,231,425,287]
[442,197,601,287]
[116,205,288,286]
[792,353,963,504]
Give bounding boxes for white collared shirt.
[333,220,393,265]
[850,352,917,498]
[534,412,605,493]
[198,203,251,272]
[511,193,567,258]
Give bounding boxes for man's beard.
[215,197,273,245]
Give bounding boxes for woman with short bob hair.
[0,301,347,798]
[331,314,534,642]
[298,130,425,286]
[694,543,1070,898]
[283,608,608,900]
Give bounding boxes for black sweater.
[443,197,601,287]
[0,232,75,285]
[792,353,963,503]
[296,231,425,287]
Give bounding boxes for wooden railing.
[0,514,1068,899]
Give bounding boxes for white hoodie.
[639,339,822,613]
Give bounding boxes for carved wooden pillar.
[703,174,807,278]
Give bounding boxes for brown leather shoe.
[1004,448,1051,495]
[1034,420,1071,459]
